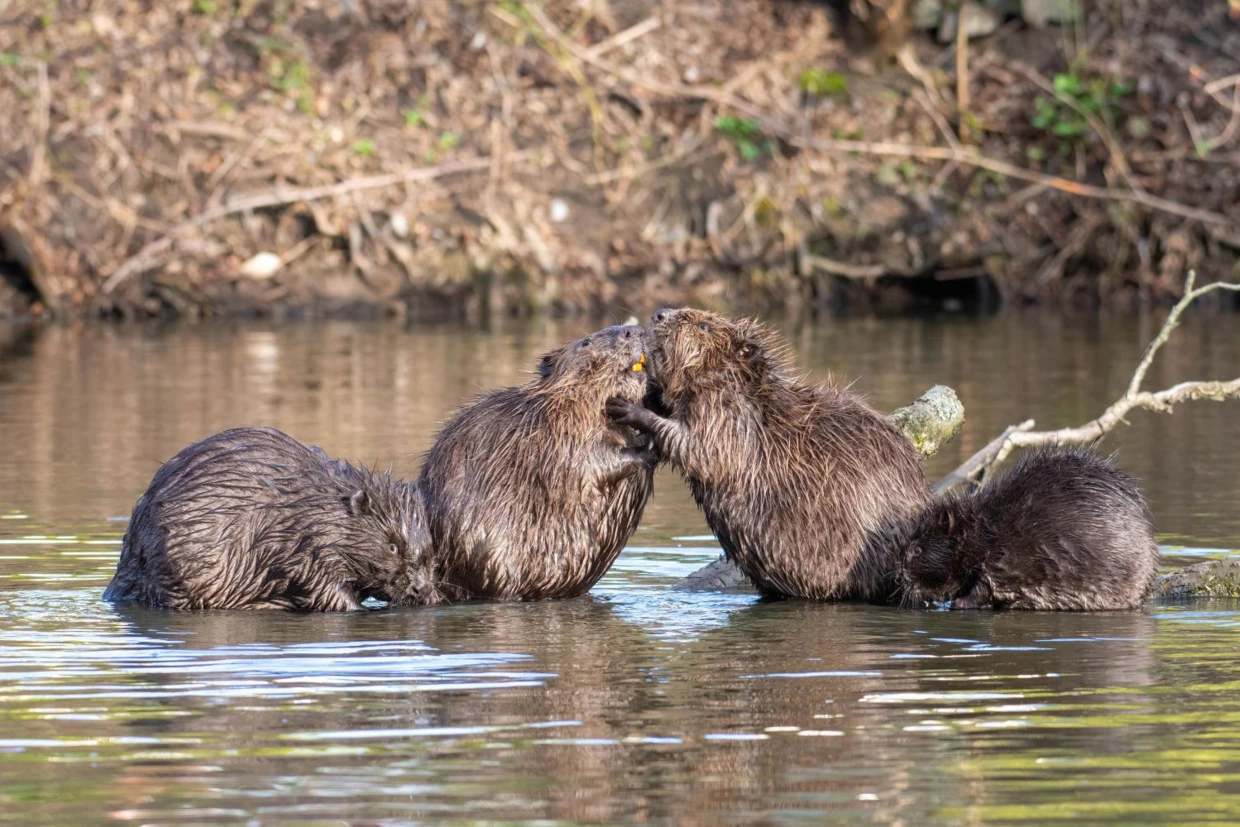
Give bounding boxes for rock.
[238,252,282,280]
[912,0,943,30]
[388,213,409,239]
[673,554,758,593]
[672,385,965,593]
[937,3,1003,43]
[1021,0,1078,28]
[1154,559,1240,598]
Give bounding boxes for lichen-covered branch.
[887,385,965,459]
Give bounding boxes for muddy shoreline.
[3,1,1239,322]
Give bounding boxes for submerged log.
[673,385,964,592]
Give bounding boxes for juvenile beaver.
[418,324,656,601]
[607,308,931,601]
[608,309,1160,610]
[899,446,1160,610]
[103,427,436,611]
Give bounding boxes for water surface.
[0,316,1236,824]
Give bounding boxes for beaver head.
[644,308,783,409]
[536,324,648,409]
[898,495,984,607]
[340,478,439,607]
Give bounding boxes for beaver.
[607,309,1160,610]
[418,324,656,601]
[606,308,931,601]
[103,426,437,611]
[899,446,1160,610]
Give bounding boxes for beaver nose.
[652,310,667,323]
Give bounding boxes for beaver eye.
[388,543,400,556]
[698,322,710,332]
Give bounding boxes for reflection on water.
[0,317,1237,823]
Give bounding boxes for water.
[0,315,1237,824]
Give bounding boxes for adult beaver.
[607,308,930,601]
[103,427,436,611]
[418,324,656,601]
[608,309,1159,610]
[899,446,1159,610]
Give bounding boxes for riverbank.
[2,0,1239,321]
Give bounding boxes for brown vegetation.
[2,0,1239,320]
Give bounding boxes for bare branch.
[935,272,1240,491]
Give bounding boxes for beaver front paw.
[606,396,650,431]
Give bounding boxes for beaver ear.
[939,508,954,534]
[537,355,554,379]
[346,489,371,517]
[732,332,762,362]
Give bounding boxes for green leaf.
[798,68,848,97]
[1051,120,1086,138]
[1052,73,1082,97]
[352,138,376,158]
[715,116,760,138]
[438,132,460,150]
[1078,94,1103,114]
[738,139,760,161]
[1026,146,1047,162]
[403,108,424,128]
[1032,98,1056,129]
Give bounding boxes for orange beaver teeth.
[632,353,646,371]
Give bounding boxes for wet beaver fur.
[608,309,1160,610]
[899,446,1160,610]
[418,324,656,601]
[103,426,436,611]
[607,308,931,601]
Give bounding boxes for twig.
[30,60,50,186]
[913,89,962,154]
[203,128,270,211]
[583,15,660,58]
[1204,73,1240,95]
[797,135,1229,226]
[956,1,971,141]
[1196,87,1240,155]
[935,271,1240,490]
[932,421,1034,494]
[102,155,521,294]
[801,251,916,279]
[897,43,949,113]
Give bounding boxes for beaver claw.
[606,396,645,429]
